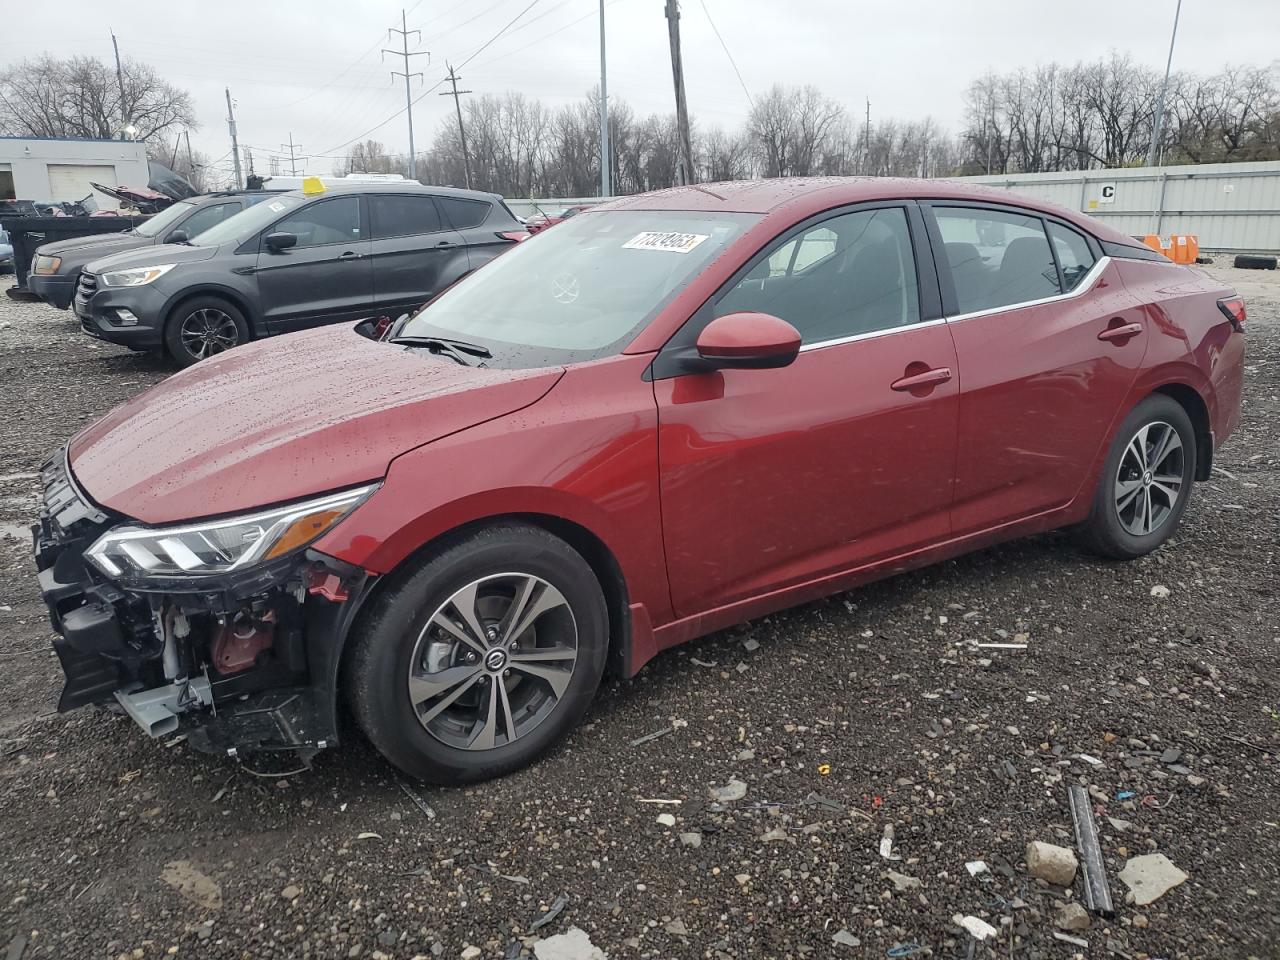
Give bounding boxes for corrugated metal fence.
[507,160,1280,254]
[960,160,1280,254]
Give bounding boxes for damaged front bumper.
[32,451,377,760]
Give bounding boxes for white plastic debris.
[878,824,901,861]
[1118,853,1189,905]
[965,860,989,877]
[953,914,998,941]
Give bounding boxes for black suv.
[28,191,283,310]
[74,183,527,365]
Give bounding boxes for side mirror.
[695,312,801,370]
[166,229,189,244]
[264,231,297,252]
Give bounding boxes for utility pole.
[384,9,427,180]
[664,0,696,185]
[110,30,129,139]
[281,134,303,176]
[1146,0,1183,168]
[598,0,611,197]
[864,98,871,174]
[225,87,243,190]
[439,64,473,189]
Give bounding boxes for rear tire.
[163,296,249,367]
[347,524,609,783]
[1075,394,1196,560]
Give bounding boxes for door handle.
[338,251,362,261]
[435,240,457,248]
[890,366,952,392]
[1098,321,1142,342]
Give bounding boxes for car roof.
[280,182,503,202]
[600,177,1143,248]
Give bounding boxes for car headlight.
[85,485,377,581]
[33,254,62,275]
[99,263,177,288]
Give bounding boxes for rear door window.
[437,197,490,229]
[1047,221,1097,291]
[932,207,1061,313]
[369,194,444,239]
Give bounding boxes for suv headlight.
[85,485,377,581]
[33,254,62,275]
[100,263,177,287]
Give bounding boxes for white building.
[0,137,150,210]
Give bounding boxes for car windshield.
[134,200,195,237]
[400,209,759,366]
[192,194,305,247]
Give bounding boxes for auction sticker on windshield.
[622,231,709,254]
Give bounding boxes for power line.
[313,0,541,159]
[468,0,628,72]
[698,0,753,110]
[281,133,304,176]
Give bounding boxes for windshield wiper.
[388,335,492,366]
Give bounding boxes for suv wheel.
[1076,394,1196,559]
[347,525,609,783]
[165,296,249,366]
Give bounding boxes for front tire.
[347,525,609,783]
[1076,394,1196,560]
[163,296,249,367]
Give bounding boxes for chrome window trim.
[942,255,1111,325]
[799,317,948,353]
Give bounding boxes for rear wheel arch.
[1153,383,1212,480]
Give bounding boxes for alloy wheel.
[406,573,579,751]
[179,308,240,360]
[1114,421,1185,536]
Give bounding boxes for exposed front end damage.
[32,451,377,762]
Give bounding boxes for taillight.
[1217,296,1246,331]
[497,230,529,243]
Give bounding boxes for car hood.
[85,241,218,275]
[68,326,565,524]
[36,232,150,259]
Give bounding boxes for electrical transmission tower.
[384,9,428,180]
[281,133,303,176]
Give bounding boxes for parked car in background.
[74,182,527,365]
[0,226,12,272]
[34,178,1244,783]
[28,191,285,310]
[525,203,591,234]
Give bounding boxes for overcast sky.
[4,0,1276,182]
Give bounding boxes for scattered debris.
[533,928,604,960]
[742,637,760,652]
[679,832,702,848]
[1068,784,1115,916]
[528,894,570,932]
[976,642,1028,650]
[656,813,676,827]
[952,914,998,941]
[1150,584,1171,598]
[708,778,747,803]
[1055,901,1091,931]
[1074,753,1104,766]
[160,860,222,911]
[831,929,861,948]
[356,832,382,841]
[396,778,437,820]
[636,798,681,805]
[281,884,301,901]
[886,945,926,958]
[879,824,901,860]
[1118,854,1189,905]
[629,727,674,747]
[1025,840,1078,886]
[965,860,989,878]
[887,870,922,892]
[1052,932,1090,948]
[663,918,689,937]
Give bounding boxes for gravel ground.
[0,264,1277,960]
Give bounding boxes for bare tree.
[0,54,195,144]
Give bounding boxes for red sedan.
[35,178,1245,783]
[524,203,592,234]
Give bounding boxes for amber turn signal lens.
[263,508,346,560]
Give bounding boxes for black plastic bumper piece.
[186,688,328,758]
[53,636,126,710]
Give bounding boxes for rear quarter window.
[437,197,490,229]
